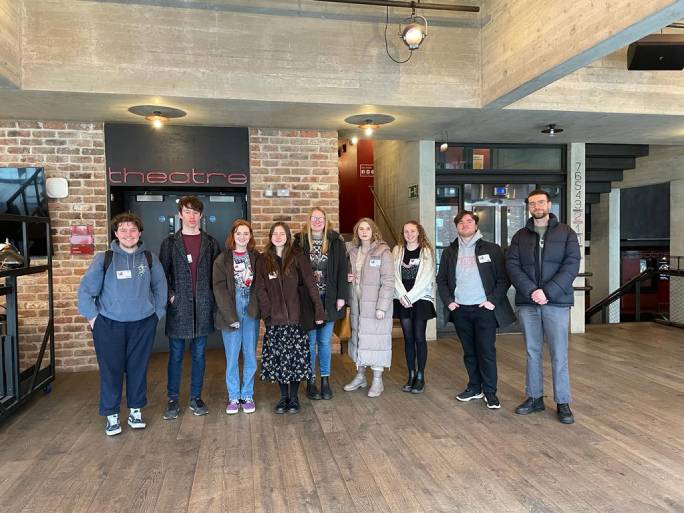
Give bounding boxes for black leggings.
[400,318,428,372]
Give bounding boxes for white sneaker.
[343,367,368,391]
[128,408,146,429]
[105,414,122,436]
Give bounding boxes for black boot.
[402,371,416,393]
[515,397,545,415]
[288,381,301,414]
[320,376,333,400]
[306,377,321,400]
[411,371,425,394]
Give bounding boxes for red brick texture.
[249,128,339,247]
[0,120,106,372]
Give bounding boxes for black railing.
[586,256,684,324]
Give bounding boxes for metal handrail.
[585,268,655,321]
[368,186,401,244]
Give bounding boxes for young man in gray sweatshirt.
[437,211,515,409]
[77,213,167,435]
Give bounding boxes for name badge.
[234,262,246,272]
[408,258,420,266]
[478,254,491,263]
[116,270,132,280]
[186,254,193,263]
[268,272,278,280]
[369,258,381,267]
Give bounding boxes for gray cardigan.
[159,230,221,339]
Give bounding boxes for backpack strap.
[144,250,153,269]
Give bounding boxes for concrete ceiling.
[2,88,684,145]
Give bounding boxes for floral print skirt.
[261,324,311,383]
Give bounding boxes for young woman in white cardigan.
[392,221,436,393]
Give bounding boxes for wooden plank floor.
[1,322,683,513]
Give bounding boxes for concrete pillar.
[671,179,684,324]
[607,189,621,323]
[567,143,586,333]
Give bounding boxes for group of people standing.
[78,188,580,436]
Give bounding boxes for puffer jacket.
[346,240,394,369]
[505,213,581,307]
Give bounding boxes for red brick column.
[249,128,339,247]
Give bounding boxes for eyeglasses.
[311,216,325,222]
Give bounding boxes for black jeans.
[450,305,498,393]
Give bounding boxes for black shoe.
[456,387,484,402]
[557,403,575,424]
[306,378,321,400]
[401,371,416,393]
[484,392,501,409]
[411,371,425,394]
[288,397,300,414]
[274,397,289,414]
[515,397,545,415]
[320,376,333,400]
[163,399,180,420]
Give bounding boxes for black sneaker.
[163,399,180,420]
[456,388,484,402]
[557,403,575,424]
[515,397,545,415]
[484,392,501,409]
[274,397,289,414]
[189,397,208,416]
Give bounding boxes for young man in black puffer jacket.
[506,189,580,425]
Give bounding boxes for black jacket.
[294,230,349,322]
[159,230,221,338]
[505,213,581,307]
[436,237,516,328]
[212,249,261,331]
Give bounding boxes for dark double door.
[124,191,247,351]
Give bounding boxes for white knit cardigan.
[392,244,436,306]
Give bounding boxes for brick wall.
[0,120,107,372]
[249,128,339,246]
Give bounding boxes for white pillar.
[567,143,586,333]
[419,141,437,340]
[671,179,684,324]
[607,189,621,323]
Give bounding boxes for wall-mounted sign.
[359,164,374,178]
[408,184,418,199]
[105,124,250,188]
[70,224,94,255]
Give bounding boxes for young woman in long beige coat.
[343,218,394,397]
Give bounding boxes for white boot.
[344,367,367,391]
[367,369,384,398]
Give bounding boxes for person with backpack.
[77,212,167,436]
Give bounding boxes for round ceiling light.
[128,105,187,128]
[541,124,564,136]
[344,113,395,137]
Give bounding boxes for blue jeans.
[221,290,259,401]
[517,305,571,404]
[167,335,208,400]
[309,317,335,377]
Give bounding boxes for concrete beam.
[482,0,684,108]
[0,0,22,88]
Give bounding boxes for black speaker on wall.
[627,34,684,70]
